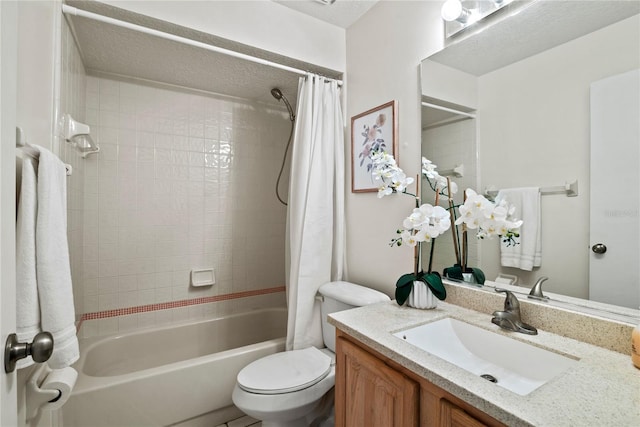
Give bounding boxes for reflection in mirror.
[420,1,640,311]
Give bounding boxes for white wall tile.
[75,76,287,336]
[98,318,118,336]
[118,314,138,332]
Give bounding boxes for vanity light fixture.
[63,114,100,158]
[441,0,518,38]
[441,0,471,23]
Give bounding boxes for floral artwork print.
[358,113,387,173]
[351,101,397,192]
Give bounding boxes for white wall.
[478,16,640,297]
[99,0,346,73]
[421,60,478,109]
[345,1,445,296]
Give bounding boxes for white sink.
[393,318,578,396]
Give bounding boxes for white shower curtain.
[285,74,346,350]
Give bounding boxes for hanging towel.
[496,187,541,271]
[16,157,40,369]
[32,146,79,369]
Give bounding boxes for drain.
[480,374,498,383]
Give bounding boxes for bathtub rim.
[72,307,287,393]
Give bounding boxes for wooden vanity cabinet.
[335,330,506,427]
[335,334,419,426]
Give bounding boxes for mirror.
[420,1,640,311]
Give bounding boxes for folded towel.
[496,187,541,271]
[33,146,79,369]
[16,157,40,368]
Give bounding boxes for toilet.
[232,281,390,427]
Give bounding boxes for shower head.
[270,88,295,122]
[271,88,283,100]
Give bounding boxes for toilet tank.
[318,281,390,352]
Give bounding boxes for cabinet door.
[335,337,419,427]
[440,399,490,427]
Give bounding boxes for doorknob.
[5,332,54,373]
[592,243,607,254]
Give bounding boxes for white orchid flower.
[377,186,393,198]
[414,228,431,243]
[401,230,418,247]
[421,157,438,179]
[448,180,459,195]
[432,205,449,220]
[403,210,425,230]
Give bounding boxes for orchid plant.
[421,158,523,284]
[370,150,449,305]
[371,150,523,304]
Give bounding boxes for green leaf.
[443,264,463,280]
[470,267,486,285]
[395,273,417,306]
[422,273,447,301]
[395,284,413,306]
[396,273,417,289]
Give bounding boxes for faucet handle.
[528,276,549,301]
[495,288,521,312]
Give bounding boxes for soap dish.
[191,268,215,287]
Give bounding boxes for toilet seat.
[237,347,331,395]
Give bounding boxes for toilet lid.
[237,347,331,395]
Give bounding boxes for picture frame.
[351,100,398,193]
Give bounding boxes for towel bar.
[485,180,578,199]
[16,127,73,176]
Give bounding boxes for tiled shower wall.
[58,17,87,318]
[421,118,479,273]
[78,76,288,337]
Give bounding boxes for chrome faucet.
[528,276,549,301]
[491,289,538,335]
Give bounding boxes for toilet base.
[260,389,334,427]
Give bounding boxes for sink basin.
[393,318,578,396]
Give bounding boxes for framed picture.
[351,100,398,193]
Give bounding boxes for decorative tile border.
[77,286,286,330]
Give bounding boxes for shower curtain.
[286,74,346,350]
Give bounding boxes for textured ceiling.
[273,0,378,28]
[65,1,344,110]
[430,1,640,76]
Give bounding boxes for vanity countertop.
[328,301,640,427]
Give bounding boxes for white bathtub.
[63,307,287,427]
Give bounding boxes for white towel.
[496,187,541,271]
[16,157,40,368]
[24,146,79,369]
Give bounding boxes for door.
[589,69,640,309]
[0,0,19,425]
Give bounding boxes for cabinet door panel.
[336,337,418,427]
[440,399,489,427]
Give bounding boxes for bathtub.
[63,307,287,427]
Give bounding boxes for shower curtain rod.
[62,4,343,86]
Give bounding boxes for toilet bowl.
[232,281,390,427]
[232,347,335,427]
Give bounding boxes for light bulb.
[441,0,463,22]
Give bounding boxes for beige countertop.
[329,300,640,427]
